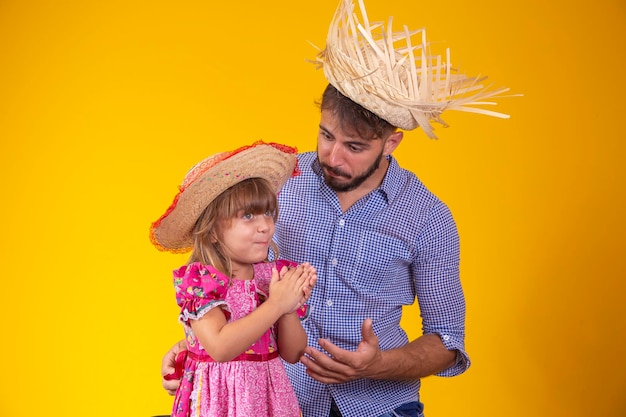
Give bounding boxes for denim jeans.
[329,399,424,417]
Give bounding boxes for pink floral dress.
[170,260,307,417]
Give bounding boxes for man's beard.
[319,150,384,192]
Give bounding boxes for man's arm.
[366,333,457,380]
[299,318,456,384]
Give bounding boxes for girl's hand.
[278,263,317,312]
[268,264,309,315]
[303,264,317,302]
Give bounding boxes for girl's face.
[219,209,275,272]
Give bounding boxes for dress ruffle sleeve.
[173,262,231,325]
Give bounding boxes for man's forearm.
[366,333,457,381]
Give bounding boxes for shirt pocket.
[349,230,413,296]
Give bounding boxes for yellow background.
[1,0,625,416]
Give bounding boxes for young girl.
[150,141,316,417]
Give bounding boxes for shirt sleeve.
[173,262,231,325]
[414,201,470,377]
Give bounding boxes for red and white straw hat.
[150,141,299,253]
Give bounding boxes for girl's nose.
[257,216,272,232]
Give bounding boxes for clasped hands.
[273,262,317,314]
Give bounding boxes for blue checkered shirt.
[274,152,469,417]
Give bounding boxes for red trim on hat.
[149,140,299,253]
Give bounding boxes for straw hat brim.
[314,0,514,139]
[150,141,298,253]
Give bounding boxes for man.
[161,1,513,415]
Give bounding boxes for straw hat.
[312,0,516,139]
[150,141,299,253]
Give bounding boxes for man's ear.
[383,130,403,156]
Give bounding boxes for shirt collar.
[378,155,403,202]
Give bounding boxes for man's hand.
[161,340,186,396]
[300,318,381,384]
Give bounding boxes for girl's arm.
[191,302,284,362]
[276,312,307,363]
[276,263,316,363]
[190,264,308,362]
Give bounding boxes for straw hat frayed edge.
[311,0,520,139]
[150,141,299,254]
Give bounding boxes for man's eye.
[319,130,332,140]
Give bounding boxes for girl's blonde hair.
[188,177,280,276]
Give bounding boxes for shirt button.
[331,258,338,266]
[339,219,345,226]
[442,335,451,341]
[326,300,333,307]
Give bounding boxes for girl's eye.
[242,213,254,220]
[264,210,272,217]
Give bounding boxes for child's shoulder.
[173,262,229,296]
[174,261,226,278]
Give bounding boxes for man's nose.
[328,143,345,165]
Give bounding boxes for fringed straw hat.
[150,141,299,253]
[312,0,516,139]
